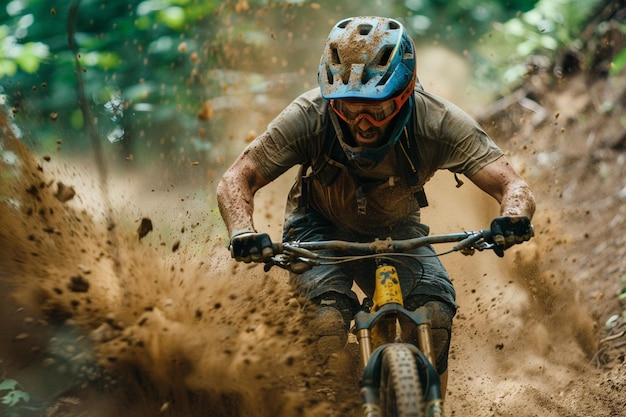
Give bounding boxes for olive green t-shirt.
[246,88,503,235]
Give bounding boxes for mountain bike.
[263,222,531,417]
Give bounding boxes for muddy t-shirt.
[246,88,503,235]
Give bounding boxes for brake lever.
[264,255,317,273]
[453,232,501,256]
[452,233,483,253]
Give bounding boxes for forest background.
[1,0,608,174]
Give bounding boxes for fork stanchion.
[357,328,373,370]
[416,323,437,367]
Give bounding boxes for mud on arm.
[216,151,272,236]
[468,155,536,219]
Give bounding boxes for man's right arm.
[216,150,271,236]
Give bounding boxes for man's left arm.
[468,155,536,219]
[468,155,536,256]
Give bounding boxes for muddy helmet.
[318,16,417,102]
[318,17,417,162]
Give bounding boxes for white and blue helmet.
[318,16,417,102]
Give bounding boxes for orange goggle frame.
[330,78,415,127]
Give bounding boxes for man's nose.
[356,116,374,130]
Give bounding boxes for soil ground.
[1,52,626,417]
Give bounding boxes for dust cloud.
[423,173,597,416]
[0,111,334,417]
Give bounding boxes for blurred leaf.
[15,42,49,73]
[539,35,558,50]
[0,379,30,408]
[0,379,19,391]
[505,19,527,37]
[0,59,17,77]
[81,51,122,70]
[158,6,186,30]
[96,52,123,69]
[70,109,84,130]
[1,390,30,407]
[611,48,626,76]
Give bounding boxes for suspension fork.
[357,259,444,414]
[357,260,439,368]
[355,318,438,370]
[356,259,405,369]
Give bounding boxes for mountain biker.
[216,16,535,395]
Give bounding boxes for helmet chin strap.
[332,97,414,164]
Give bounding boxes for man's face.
[331,97,398,148]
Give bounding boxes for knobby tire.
[380,344,425,417]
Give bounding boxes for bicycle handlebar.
[265,229,497,273]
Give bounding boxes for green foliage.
[0,0,607,165]
[501,0,598,54]
[0,376,52,416]
[0,378,33,417]
[0,24,49,77]
[608,21,626,76]
[475,0,604,94]
[611,48,626,76]
[0,379,30,407]
[403,0,540,49]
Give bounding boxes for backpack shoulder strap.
[396,100,429,207]
[307,116,348,186]
[299,115,346,209]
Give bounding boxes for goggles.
[331,98,399,127]
[330,77,416,128]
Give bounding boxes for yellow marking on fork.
[372,264,403,310]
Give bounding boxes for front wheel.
[380,344,425,417]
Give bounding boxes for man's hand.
[490,216,534,257]
[229,230,274,263]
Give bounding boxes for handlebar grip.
[482,229,494,243]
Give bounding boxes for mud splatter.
[0,111,332,417]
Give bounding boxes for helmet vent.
[377,72,391,87]
[331,47,341,64]
[325,66,334,85]
[358,24,373,36]
[337,19,351,29]
[378,47,393,66]
[388,21,400,30]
